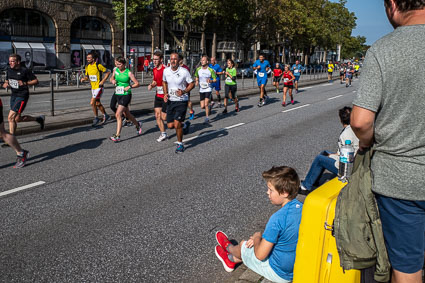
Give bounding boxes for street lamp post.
[124,0,127,59]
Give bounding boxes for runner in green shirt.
[109,56,141,142]
[223,59,239,113]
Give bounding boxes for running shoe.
[282,102,286,107]
[137,121,143,135]
[92,117,100,127]
[183,121,191,135]
[296,89,299,94]
[210,101,215,109]
[291,100,294,105]
[346,84,349,88]
[216,231,231,250]
[36,115,45,130]
[261,99,266,106]
[126,120,134,127]
[235,106,240,112]
[175,143,185,154]
[14,150,29,168]
[189,110,195,120]
[215,245,235,272]
[218,102,222,108]
[110,134,120,142]
[157,132,168,142]
[203,117,210,125]
[122,118,128,127]
[102,114,111,124]
[257,99,263,107]
[222,108,228,114]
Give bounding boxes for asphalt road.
[0,80,357,282]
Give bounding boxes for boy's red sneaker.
[216,231,231,250]
[215,245,235,272]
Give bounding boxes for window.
[71,16,111,41]
[0,8,55,38]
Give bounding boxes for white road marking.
[353,91,357,93]
[319,83,333,87]
[282,104,311,113]
[0,181,46,198]
[299,87,313,90]
[327,95,343,100]
[176,123,246,144]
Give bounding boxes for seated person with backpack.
[299,106,359,195]
[215,166,302,283]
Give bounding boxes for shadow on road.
[185,129,229,150]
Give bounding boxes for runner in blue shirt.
[253,54,271,107]
[291,60,304,93]
[209,57,224,108]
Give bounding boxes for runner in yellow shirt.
[80,52,111,127]
[327,61,335,83]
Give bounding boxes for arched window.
[0,8,55,38]
[71,17,111,41]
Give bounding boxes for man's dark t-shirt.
[6,66,37,98]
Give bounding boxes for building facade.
[0,0,160,70]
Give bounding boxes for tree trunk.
[323,50,327,63]
[181,22,190,65]
[211,32,217,58]
[200,13,207,55]
[150,27,155,55]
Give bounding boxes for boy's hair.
[9,53,21,62]
[88,51,98,59]
[153,51,163,59]
[339,106,352,125]
[262,166,300,200]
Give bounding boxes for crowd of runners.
[1,51,360,167]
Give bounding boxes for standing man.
[162,52,195,153]
[144,57,150,75]
[80,52,111,127]
[345,61,354,87]
[327,60,334,83]
[291,60,304,93]
[194,55,217,124]
[3,54,44,142]
[351,1,425,282]
[148,51,168,142]
[253,54,271,107]
[209,57,224,108]
[0,98,29,168]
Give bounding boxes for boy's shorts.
[375,194,425,274]
[166,101,188,123]
[241,242,290,283]
[10,96,28,114]
[257,76,268,86]
[294,76,300,82]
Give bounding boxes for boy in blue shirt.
[215,166,302,283]
[253,54,271,107]
[291,60,304,93]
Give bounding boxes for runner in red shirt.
[272,63,283,93]
[148,51,168,142]
[282,65,295,107]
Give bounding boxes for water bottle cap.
[345,140,352,145]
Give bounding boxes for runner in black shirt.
[2,54,44,139]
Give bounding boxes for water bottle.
[338,140,355,182]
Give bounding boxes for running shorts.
[166,101,188,123]
[283,84,293,89]
[211,81,221,91]
[328,71,333,75]
[225,84,237,99]
[154,96,167,113]
[375,194,425,273]
[10,96,28,114]
[116,94,132,108]
[294,76,300,82]
[91,87,104,99]
[257,76,268,86]
[200,92,212,100]
[273,77,281,83]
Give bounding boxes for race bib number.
[225,77,233,83]
[200,82,209,89]
[115,86,125,95]
[9,79,19,89]
[89,75,98,82]
[294,69,299,74]
[284,78,289,83]
[169,88,178,96]
[258,72,265,78]
[157,86,164,94]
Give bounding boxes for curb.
[9,78,329,137]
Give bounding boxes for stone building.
[0,0,160,69]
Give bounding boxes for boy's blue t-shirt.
[262,199,303,281]
[253,59,271,74]
[209,64,222,82]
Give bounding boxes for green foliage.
[112,0,153,29]
[341,35,367,59]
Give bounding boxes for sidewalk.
[5,78,329,136]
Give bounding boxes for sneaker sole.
[14,152,29,168]
[215,231,230,248]
[215,246,234,273]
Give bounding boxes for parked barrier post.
[77,72,80,88]
[50,78,55,116]
[66,70,69,86]
[242,71,244,89]
[55,73,59,89]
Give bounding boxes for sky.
[338,0,394,45]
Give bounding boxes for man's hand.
[177,89,185,97]
[18,80,25,86]
[164,94,168,103]
[3,82,9,89]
